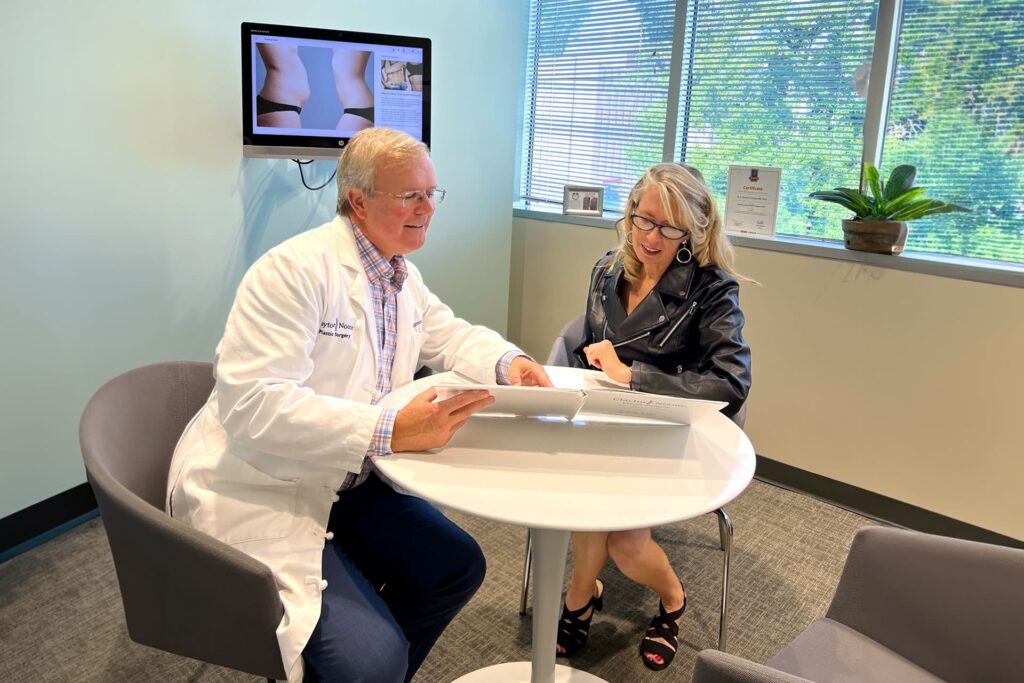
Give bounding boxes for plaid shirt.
[341,226,522,490]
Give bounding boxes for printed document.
[435,370,725,425]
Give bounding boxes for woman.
[558,163,752,671]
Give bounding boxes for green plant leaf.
[879,187,927,217]
[921,201,972,216]
[832,188,876,216]
[884,165,917,202]
[889,198,972,221]
[864,164,883,203]
[808,191,861,214]
[810,188,874,217]
[888,198,936,221]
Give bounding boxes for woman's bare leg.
[256,44,310,128]
[332,49,373,131]
[556,531,609,654]
[607,529,685,665]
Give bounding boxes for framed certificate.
[724,166,782,237]
[563,185,604,217]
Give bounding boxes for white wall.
[509,217,1024,541]
[0,1,523,518]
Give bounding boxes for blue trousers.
[302,473,486,682]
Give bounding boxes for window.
[673,0,877,241]
[518,0,1024,266]
[881,0,1023,263]
[519,0,677,211]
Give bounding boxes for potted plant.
[809,163,969,255]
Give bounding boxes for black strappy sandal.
[639,589,687,671]
[556,579,604,657]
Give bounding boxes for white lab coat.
[166,215,517,682]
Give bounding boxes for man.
[167,127,551,682]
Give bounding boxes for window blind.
[520,0,1023,265]
[674,0,877,240]
[881,0,1024,264]
[520,0,677,212]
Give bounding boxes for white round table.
[376,366,755,683]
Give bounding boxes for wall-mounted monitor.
[242,22,431,159]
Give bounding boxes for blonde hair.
[336,128,430,216]
[614,163,752,284]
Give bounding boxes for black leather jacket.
[571,251,751,417]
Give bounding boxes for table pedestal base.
[452,662,607,682]
[455,528,607,683]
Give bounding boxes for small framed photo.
[563,185,604,216]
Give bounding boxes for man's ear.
[348,188,369,223]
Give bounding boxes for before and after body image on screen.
[252,35,424,140]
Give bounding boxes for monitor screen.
[241,22,431,159]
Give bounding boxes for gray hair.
[335,128,430,216]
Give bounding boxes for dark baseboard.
[0,483,98,561]
[755,455,1024,550]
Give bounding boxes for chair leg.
[713,507,733,651]
[519,528,533,615]
[717,508,730,551]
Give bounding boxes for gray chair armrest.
[827,526,1024,682]
[693,650,814,683]
[88,473,287,679]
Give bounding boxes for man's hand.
[508,356,553,387]
[583,341,632,384]
[391,388,494,452]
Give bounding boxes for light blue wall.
[0,1,523,518]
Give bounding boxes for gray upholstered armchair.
[692,525,1024,683]
[80,361,286,681]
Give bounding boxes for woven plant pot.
[841,219,909,255]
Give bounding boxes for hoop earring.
[675,242,693,264]
[625,231,634,246]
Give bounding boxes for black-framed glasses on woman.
[630,213,688,240]
[372,188,447,207]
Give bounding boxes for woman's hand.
[583,341,632,385]
[391,388,494,452]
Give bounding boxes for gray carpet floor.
[0,480,875,682]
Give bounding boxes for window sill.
[513,205,1024,290]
